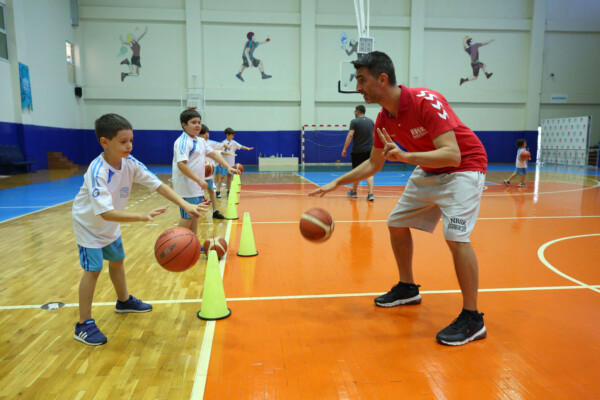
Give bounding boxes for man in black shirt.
[342,105,375,201]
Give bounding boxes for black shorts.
[471,62,483,77]
[242,56,261,68]
[351,151,370,169]
[131,56,141,68]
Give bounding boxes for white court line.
[224,215,600,225]
[236,178,600,199]
[190,218,233,400]
[538,233,600,294]
[3,285,599,311]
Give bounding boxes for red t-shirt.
[373,86,487,174]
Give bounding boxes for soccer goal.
[301,124,350,167]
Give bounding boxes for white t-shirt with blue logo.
[221,139,242,165]
[172,132,214,197]
[72,154,162,248]
[204,139,222,179]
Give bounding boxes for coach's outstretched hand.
[308,180,339,197]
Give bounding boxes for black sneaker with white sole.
[213,210,225,219]
[374,282,421,307]
[436,309,486,346]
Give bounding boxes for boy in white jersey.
[72,114,209,346]
[214,127,254,198]
[172,110,239,233]
[199,124,235,219]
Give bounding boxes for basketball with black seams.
[520,150,531,161]
[234,163,244,174]
[205,162,214,178]
[203,236,228,259]
[299,208,334,242]
[154,227,201,272]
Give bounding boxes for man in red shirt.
[310,51,488,346]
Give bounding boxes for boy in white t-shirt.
[72,113,209,346]
[214,127,254,198]
[199,124,235,219]
[172,110,239,232]
[503,139,530,188]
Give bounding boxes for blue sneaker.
[74,319,107,346]
[115,295,152,313]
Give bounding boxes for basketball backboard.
[181,90,205,111]
[338,60,359,94]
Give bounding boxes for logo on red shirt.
[416,91,448,120]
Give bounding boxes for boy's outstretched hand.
[183,201,209,218]
[143,205,169,221]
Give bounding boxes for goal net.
[301,125,350,166]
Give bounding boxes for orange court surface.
[0,164,599,399]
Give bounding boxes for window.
[66,41,75,83]
[0,4,8,61]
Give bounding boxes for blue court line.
[0,166,169,223]
[1,164,597,222]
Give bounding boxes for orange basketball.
[233,163,244,174]
[520,150,531,161]
[299,208,334,242]
[202,236,228,259]
[154,227,201,272]
[205,162,214,178]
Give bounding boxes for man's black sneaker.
[374,282,421,307]
[436,309,486,346]
[213,210,225,219]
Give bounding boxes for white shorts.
[387,166,485,242]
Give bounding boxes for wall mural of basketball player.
[340,31,358,84]
[235,32,272,82]
[118,26,148,82]
[460,36,494,86]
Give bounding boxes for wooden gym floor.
[0,164,599,399]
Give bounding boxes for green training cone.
[237,212,258,257]
[224,191,238,219]
[233,173,242,192]
[197,250,231,321]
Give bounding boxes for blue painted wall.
[0,121,537,170]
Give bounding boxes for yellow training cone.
[197,250,231,320]
[233,174,241,192]
[237,212,258,257]
[224,192,238,220]
[231,179,240,204]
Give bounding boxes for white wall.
[540,0,600,144]
[0,0,80,128]
[1,0,599,145]
[0,56,15,123]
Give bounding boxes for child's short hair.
[95,114,132,142]
[200,124,209,134]
[224,127,235,135]
[180,108,201,125]
[515,139,526,147]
